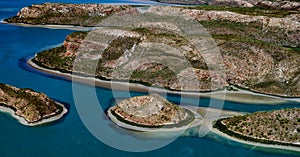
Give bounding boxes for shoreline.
[107,105,202,132]
[210,127,300,153]
[0,102,68,126]
[1,20,94,31]
[27,58,295,105]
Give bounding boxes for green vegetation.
[33,45,74,73]
[0,83,63,123]
[189,5,299,18]
[31,12,300,96]
[102,36,141,61]
[199,20,299,48]
[214,108,300,147]
[4,12,108,27]
[199,19,300,96]
[68,31,88,39]
[214,119,300,148]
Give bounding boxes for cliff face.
[4,3,138,26]
[0,83,63,123]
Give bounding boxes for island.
[107,94,198,131]
[213,108,300,150]
[0,83,68,126]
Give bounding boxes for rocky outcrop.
[4,3,138,26]
[0,83,67,124]
[108,94,195,127]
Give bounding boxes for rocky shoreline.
[107,94,199,131]
[0,83,68,126]
[212,108,300,151]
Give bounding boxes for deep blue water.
[0,0,299,157]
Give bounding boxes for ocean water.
[0,0,299,156]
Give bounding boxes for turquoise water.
[0,0,299,156]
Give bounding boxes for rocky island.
[107,94,197,131]
[213,108,300,149]
[0,83,68,126]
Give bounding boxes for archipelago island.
[0,83,68,126]
[107,94,199,132]
[2,1,300,152]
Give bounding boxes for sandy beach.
[27,58,293,105]
[0,102,68,126]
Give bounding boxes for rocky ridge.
[4,3,138,26]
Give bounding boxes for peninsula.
[0,83,68,126]
[107,94,197,131]
[213,108,300,149]
[3,3,138,26]
[13,3,299,98]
